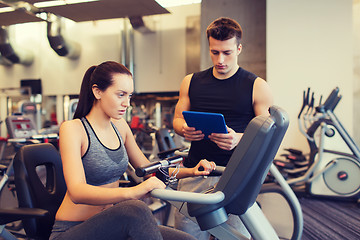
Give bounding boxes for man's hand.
[182,123,204,141]
[209,126,243,151]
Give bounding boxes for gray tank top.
[81,117,129,186]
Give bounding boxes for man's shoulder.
[193,67,213,79]
[236,67,258,81]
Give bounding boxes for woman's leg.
[50,200,163,240]
[158,225,196,240]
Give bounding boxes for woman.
[49,61,216,240]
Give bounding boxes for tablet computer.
[182,111,228,139]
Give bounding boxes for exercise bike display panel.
[5,116,37,139]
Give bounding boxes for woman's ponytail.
[73,66,96,119]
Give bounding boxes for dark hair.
[206,17,242,45]
[73,61,132,119]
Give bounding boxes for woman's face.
[97,73,134,120]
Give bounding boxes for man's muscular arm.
[173,74,204,141]
[253,77,273,116]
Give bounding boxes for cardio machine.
[276,87,360,201]
[1,114,59,191]
[136,106,302,240]
[1,114,40,195]
[0,114,59,238]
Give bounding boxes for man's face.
[209,36,241,79]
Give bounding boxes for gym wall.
[353,0,360,148]
[133,4,201,93]
[267,0,354,152]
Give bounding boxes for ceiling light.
[34,0,99,8]
[34,1,65,8]
[155,0,201,8]
[0,6,14,13]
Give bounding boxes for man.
[172,17,273,239]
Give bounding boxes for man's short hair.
[206,17,242,45]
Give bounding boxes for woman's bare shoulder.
[60,119,84,135]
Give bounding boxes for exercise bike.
[136,106,303,240]
[276,87,360,201]
[1,114,58,190]
[0,115,58,238]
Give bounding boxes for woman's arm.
[60,120,164,206]
[113,118,215,180]
[170,159,216,179]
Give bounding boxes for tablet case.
[182,111,228,139]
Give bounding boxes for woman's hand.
[193,159,216,176]
[124,176,165,201]
[142,176,166,191]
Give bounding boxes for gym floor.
[299,197,360,240]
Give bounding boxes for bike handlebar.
[298,88,310,118]
[328,95,342,112]
[198,166,225,176]
[135,156,226,178]
[316,87,339,113]
[135,155,183,177]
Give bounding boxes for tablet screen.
[182,111,228,139]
